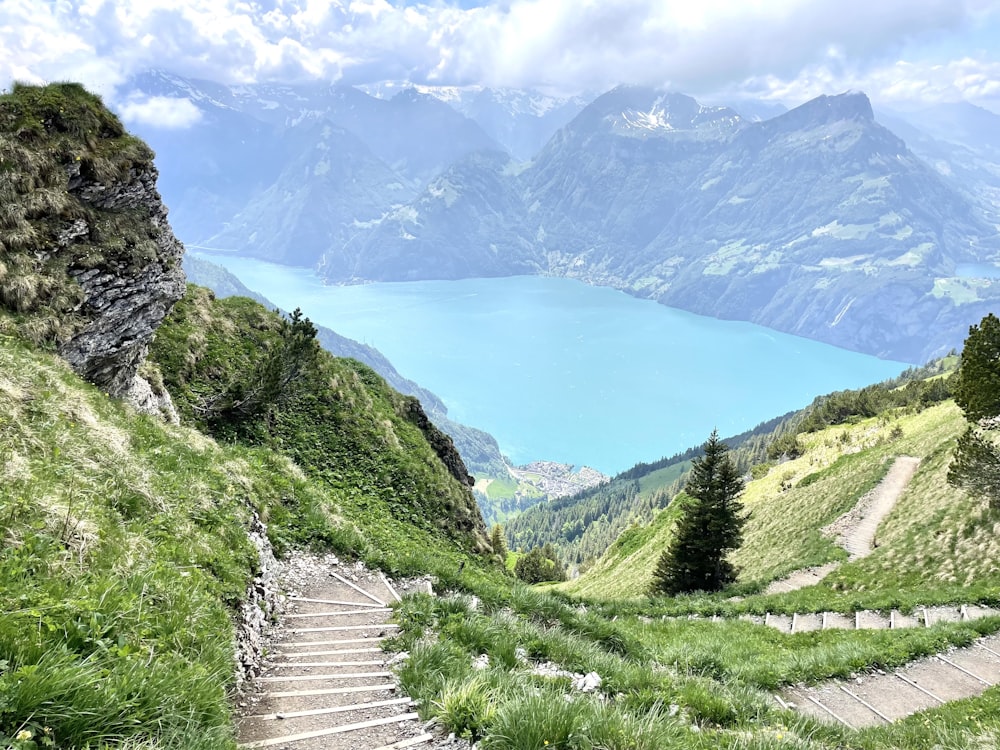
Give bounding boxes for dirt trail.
[236,557,433,750]
[762,456,920,595]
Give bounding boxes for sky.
[1,0,999,113]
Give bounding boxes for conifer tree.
[489,524,508,560]
[650,430,745,595]
[949,313,1000,507]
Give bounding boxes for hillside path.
[763,456,920,595]
[776,629,1000,728]
[236,559,433,750]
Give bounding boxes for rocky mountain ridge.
[321,89,1000,362]
[121,73,1000,362]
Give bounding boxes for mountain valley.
[3,71,1000,750]
[125,74,1000,363]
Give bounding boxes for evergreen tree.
[953,313,1000,422]
[949,313,1000,507]
[650,430,745,595]
[514,545,567,584]
[489,524,508,561]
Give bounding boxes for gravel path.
[762,456,920,595]
[824,455,921,560]
[236,554,439,750]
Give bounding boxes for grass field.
[559,401,988,603]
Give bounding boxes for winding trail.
[237,565,432,750]
[763,456,921,595]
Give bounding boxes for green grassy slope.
[149,286,490,561]
[0,308,509,747]
[0,335,265,748]
[562,400,997,603]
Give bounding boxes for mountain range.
[125,72,1000,363]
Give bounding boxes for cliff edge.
[0,82,184,418]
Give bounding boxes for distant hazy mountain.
[318,88,1000,361]
[205,121,412,266]
[363,83,590,160]
[322,149,539,281]
[877,102,1000,226]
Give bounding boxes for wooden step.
[368,734,435,750]
[238,711,419,748]
[248,697,412,721]
[259,671,393,683]
[289,624,399,634]
[270,660,386,669]
[290,597,385,608]
[821,613,853,630]
[263,683,397,700]
[899,659,984,702]
[280,637,388,649]
[796,683,888,728]
[285,609,392,618]
[278,647,384,658]
[329,572,388,606]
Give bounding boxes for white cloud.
[731,55,1000,110]
[0,0,997,108]
[119,95,203,128]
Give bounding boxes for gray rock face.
[57,166,186,401]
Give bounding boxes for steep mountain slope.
[628,93,996,359]
[205,121,411,266]
[318,89,1000,361]
[878,103,1000,225]
[323,149,539,281]
[0,82,498,749]
[182,254,510,478]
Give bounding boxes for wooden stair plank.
[285,609,392,618]
[330,572,387,606]
[368,734,435,750]
[281,637,387,648]
[270,660,385,669]
[290,597,385,608]
[264,684,396,699]
[278,647,384,658]
[379,572,403,603]
[259,671,393,683]
[290,623,399,634]
[238,711,419,748]
[248,697,411,721]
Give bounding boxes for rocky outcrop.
[399,394,474,487]
[58,165,186,403]
[0,83,186,417]
[234,512,281,693]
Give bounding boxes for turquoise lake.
[196,253,909,475]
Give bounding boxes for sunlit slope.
[560,401,991,600]
[0,306,503,746]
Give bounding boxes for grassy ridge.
[149,286,490,562]
[561,401,993,601]
[0,285,509,747]
[0,336,258,748]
